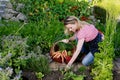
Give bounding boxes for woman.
[61,16,104,69]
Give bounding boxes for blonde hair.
[64,16,90,35]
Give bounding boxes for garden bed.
[22,58,120,80]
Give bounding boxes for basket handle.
[54,40,66,44]
[50,40,76,56]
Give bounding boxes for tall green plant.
[23,54,50,74]
[115,22,120,57]
[96,0,120,56]
[91,0,119,80]
[91,15,116,80]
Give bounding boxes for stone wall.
[0,0,27,22]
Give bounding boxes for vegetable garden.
[0,0,120,80]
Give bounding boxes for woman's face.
[65,22,78,33]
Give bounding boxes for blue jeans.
[82,52,94,66]
[81,33,102,66]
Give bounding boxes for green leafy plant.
[0,67,22,80]
[0,21,22,36]
[0,19,64,54]
[36,72,44,80]
[0,53,12,67]
[11,0,91,22]
[1,35,28,67]
[63,71,85,80]
[35,20,65,53]
[0,35,27,79]
[23,54,50,74]
[57,42,74,52]
[91,15,115,80]
[0,35,29,79]
[91,0,119,79]
[78,66,87,72]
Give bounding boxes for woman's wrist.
[66,64,71,68]
[68,38,71,42]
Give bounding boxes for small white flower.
[0,67,2,70]
[6,67,13,76]
[97,19,100,22]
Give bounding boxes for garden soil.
[22,58,120,80]
[42,62,92,80]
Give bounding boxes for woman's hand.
[101,33,104,40]
[61,39,69,43]
[65,64,71,71]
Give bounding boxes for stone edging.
[0,0,27,22]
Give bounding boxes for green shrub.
[91,0,119,79]
[11,0,91,22]
[63,71,85,80]
[22,53,50,74]
[0,35,28,79]
[0,19,64,54]
[114,22,120,57]
[0,21,21,36]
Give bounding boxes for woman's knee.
[82,52,94,66]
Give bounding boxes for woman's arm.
[61,34,76,43]
[68,34,76,42]
[66,38,84,67]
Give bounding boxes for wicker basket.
[50,41,76,63]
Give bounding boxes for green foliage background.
[0,0,120,79]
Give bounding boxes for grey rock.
[4,9,18,14]
[0,10,4,16]
[16,3,24,11]
[49,62,66,71]
[16,13,27,22]
[0,4,6,10]
[2,13,13,19]
[0,0,9,1]
[6,2,13,9]
[10,17,19,22]
[49,61,84,72]
[45,53,53,63]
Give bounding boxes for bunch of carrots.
[52,50,72,63]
